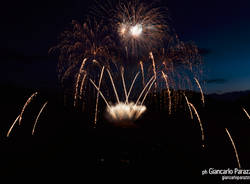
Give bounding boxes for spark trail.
[121,67,128,103]
[162,71,172,115]
[74,58,87,107]
[79,72,87,99]
[32,101,48,135]
[126,72,140,104]
[183,93,193,119]
[19,92,38,125]
[188,102,205,147]
[139,61,145,87]
[141,77,157,105]
[149,52,157,89]
[7,115,20,138]
[135,75,155,105]
[242,107,250,119]
[94,66,105,125]
[89,79,111,108]
[90,70,147,123]
[107,69,120,103]
[225,128,241,168]
[194,77,205,105]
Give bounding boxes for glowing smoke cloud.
[106,102,146,123]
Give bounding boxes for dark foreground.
[1,86,250,183]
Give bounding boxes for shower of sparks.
[149,52,157,89]
[51,0,204,127]
[139,61,145,86]
[90,69,155,123]
[7,115,20,138]
[161,71,171,115]
[183,93,193,120]
[188,102,205,147]
[194,77,205,105]
[242,107,250,119]
[19,92,38,125]
[32,101,48,135]
[225,128,241,168]
[113,0,168,56]
[74,58,87,107]
[94,66,105,125]
[52,0,204,116]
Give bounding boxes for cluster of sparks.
[47,0,250,169]
[89,66,155,124]
[50,0,205,130]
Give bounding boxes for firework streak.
[225,128,241,168]
[242,107,250,119]
[183,93,193,120]
[194,77,205,105]
[94,66,105,125]
[19,92,38,125]
[32,101,48,135]
[74,58,87,107]
[188,101,205,147]
[162,71,172,115]
[7,115,20,137]
[149,52,157,89]
[126,72,140,104]
[139,61,145,87]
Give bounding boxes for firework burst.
[51,0,204,125]
[113,0,170,57]
[89,68,156,126]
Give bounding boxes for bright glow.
[130,24,142,37]
[120,27,126,35]
[119,24,127,36]
[106,102,146,123]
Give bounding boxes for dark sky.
[1,0,250,94]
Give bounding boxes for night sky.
[1,0,250,94]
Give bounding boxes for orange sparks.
[149,52,157,89]
[19,92,38,125]
[188,102,205,147]
[194,77,205,105]
[89,79,111,108]
[107,69,120,103]
[242,107,250,119]
[7,115,20,138]
[139,61,145,87]
[79,72,87,99]
[225,128,241,168]
[32,101,48,135]
[183,93,193,120]
[162,71,172,115]
[74,58,87,107]
[135,75,155,105]
[126,72,140,104]
[121,67,128,104]
[94,66,105,125]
